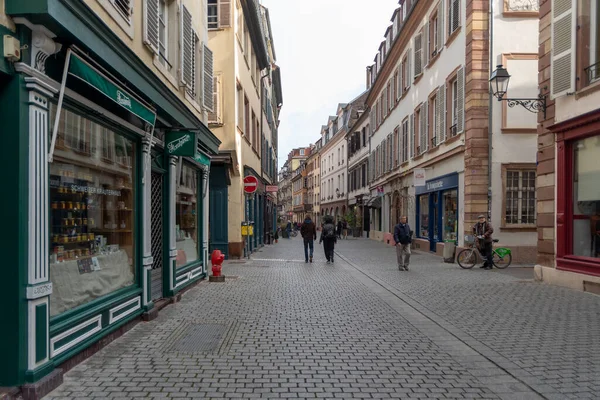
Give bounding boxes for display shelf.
[92,229,132,233]
[52,239,94,245]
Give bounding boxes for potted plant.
[344,209,360,237]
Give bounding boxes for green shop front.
[0,3,220,393]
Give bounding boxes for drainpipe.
[259,68,269,243]
[487,0,494,219]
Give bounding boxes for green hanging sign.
[166,131,197,156]
[68,54,157,126]
[194,152,211,166]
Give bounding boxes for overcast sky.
[261,0,399,168]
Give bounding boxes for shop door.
[209,186,229,258]
[428,193,440,252]
[150,171,164,300]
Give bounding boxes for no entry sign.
[243,175,258,194]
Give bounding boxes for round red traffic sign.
[243,175,258,194]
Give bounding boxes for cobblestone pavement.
[43,237,600,399]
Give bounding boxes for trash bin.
[443,240,456,263]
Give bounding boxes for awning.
[68,53,156,126]
[369,197,382,209]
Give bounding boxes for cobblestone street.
[44,237,600,400]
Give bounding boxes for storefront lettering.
[26,283,53,299]
[427,181,444,191]
[70,184,122,196]
[116,90,132,109]
[167,135,192,154]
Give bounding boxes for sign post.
[243,176,258,259]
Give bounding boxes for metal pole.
[245,194,250,260]
[488,0,494,220]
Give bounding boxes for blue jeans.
[303,239,314,261]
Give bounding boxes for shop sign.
[416,173,459,195]
[166,131,197,156]
[414,168,426,186]
[266,185,278,193]
[377,186,384,196]
[68,54,156,126]
[194,152,211,166]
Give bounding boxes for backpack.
[323,224,336,239]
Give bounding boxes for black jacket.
[394,223,412,245]
[320,223,337,243]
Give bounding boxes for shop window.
[572,137,600,259]
[48,105,136,317]
[443,190,458,242]
[419,195,429,237]
[579,0,600,86]
[504,167,536,226]
[176,162,199,266]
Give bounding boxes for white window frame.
[448,0,460,36]
[208,0,219,29]
[590,0,600,82]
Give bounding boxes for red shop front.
[553,109,600,277]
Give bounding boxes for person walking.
[336,220,342,239]
[320,216,337,264]
[473,214,494,269]
[342,219,348,239]
[393,216,413,271]
[286,221,292,239]
[300,215,317,263]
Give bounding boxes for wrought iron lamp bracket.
[499,94,547,119]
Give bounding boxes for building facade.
[207,0,282,258]
[0,0,220,393]
[535,0,600,288]
[346,107,371,236]
[366,0,539,262]
[291,161,308,223]
[306,141,321,226]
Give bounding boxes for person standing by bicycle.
[473,214,494,270]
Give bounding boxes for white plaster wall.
[555,91,600,124]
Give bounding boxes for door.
[209,186,229,258]
[150,171,164,300]
[428,192,442,252]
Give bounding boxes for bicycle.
[456,235,512,269]
[289,230,298,238]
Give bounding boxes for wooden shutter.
[420,103,428,153]
[414,34,422,77]
[438,1,444,52]
[143,0,159,54]
[203,44,214,111]
[436,86,442,144]
[423,22,429,67]
[180,5,193,87]
[406,49,412,89]
[219,0,231,28]
[399,63,404,97]
[409,113,415,159]
[550,0,575,98]
[456,67,464,134]
[438,83,447,143]
[208,76,221,124]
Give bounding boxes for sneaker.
[398,265,403,271]
[326,260,330,264]
[305,259,308,263]
[404,266,409,271]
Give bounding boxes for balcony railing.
[585,62,600,86]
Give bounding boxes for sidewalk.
[42,236,600,399]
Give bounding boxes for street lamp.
[489,64,547,118]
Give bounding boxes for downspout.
[487,0,494,219]
[259,68,269,243]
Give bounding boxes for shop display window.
[443,190,458,242]
[572,136,600,259]
[48,105,136,316]
[176,162,199,266]
[419,195,429,237]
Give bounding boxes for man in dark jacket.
[474,214,494,269]
[320,216,337,264]
[300,215,317,263]
[394,216,413,271]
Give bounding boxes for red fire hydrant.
[211,250,224,277]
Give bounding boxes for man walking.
[394,216,413,271]
[473,214,494,269]
[300,215,317,263]
[319,216,337,264]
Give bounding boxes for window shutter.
[208,76,221,124]
[143,0,159,54]
[399,63,404,97]
[423,22,429,67]
[457,67,465,134]
[420,103,428,153]
[409,113,415,159]
[180,5,193,87]
[437,83,446,143]
[219,0,231,28]
[414,35,422,77]
[436,86,442,144]
[406,49,412,89]
[203,44,214,111]
[438,1,444,51]
[550,0,575,98]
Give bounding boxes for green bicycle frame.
[494,247,511,258]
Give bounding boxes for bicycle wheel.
[492,252,512,269]
[457,249,477,269]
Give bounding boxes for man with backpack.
[319,215,337,264]
[394,216,413,271]
[300,215,317,263]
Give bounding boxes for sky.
[260,0,399,169]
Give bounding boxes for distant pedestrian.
[300,215,317,263]
[320,216,337,264]
[473,214,494,270]
[286,221,292,239]
[336,220,342,239]
[394,216,413,271]
[342,220,348,239]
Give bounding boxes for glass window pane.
[572,136,600,258]
[419,195,429,237]
[443,189,458,242]
[176,162,199,266]
[49,105,136,317]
